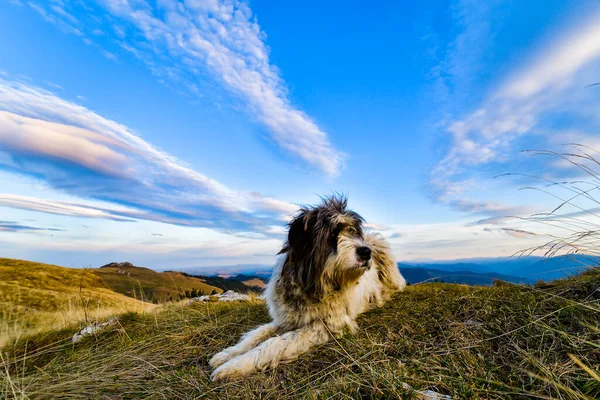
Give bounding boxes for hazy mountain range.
[171,255,600,285]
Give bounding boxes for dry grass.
[0,258,156,347]
[94,265,223,303]
[1,270,598,399]
[509,145,600,259]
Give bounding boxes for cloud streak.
[0,220,64,233]
[438,8,600,182]
[448,199,536,218]
[429,4,600,218]
[23,0,343,176]
[0,194,138,222]
[0,76,296,232]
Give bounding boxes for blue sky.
[2,0,600,269]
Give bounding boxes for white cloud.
[388,219,546,260]
[27,1,82,36]
[0,112,132,178]
[498,9,600,99]
[25,0,344,176]
[0,194,138,222]
[430,5,600,209]
[0,76,296,231]
[448,199,536,217]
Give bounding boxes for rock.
[402,383,452,400]
[418,390,453,400]
[72,317,118,343]
[218,290,251,301]
[188,290,251,304]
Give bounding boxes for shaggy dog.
[209,196,406,382]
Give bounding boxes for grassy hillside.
[191,274,262,293]
[94,263,223,303]
[240,277,267,289]
[2,268,598,399]
[228,274,268,289]
[0,258,155,347]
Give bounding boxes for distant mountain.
[461,256,541,274]
[510,254,600,281]
[399,262,493,274]
[174,264,273,278]
[399,266,532,286]
[158,255,599,289]
[400,257,542,275]
[399,255,600,282]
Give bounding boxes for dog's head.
[279,195,372,300]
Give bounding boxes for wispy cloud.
[387,232,403,239]
[0,76,296,232]
[0,220,64,233]
[448,200,535,218]
[387,219,546,260]
[44,81,63,90]
[500,228,537,238]
[23,0,344,176]
[425,0,500,115]
[429,4,600,218]
[27,1,82,36]
[465,216,514,226]
[0,195,138,222]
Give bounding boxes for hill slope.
[189,274,264,293]
[0,258,154,346]
[95,262,223,302]
[2,269,599,399]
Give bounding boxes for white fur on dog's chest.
[266,264,383,334]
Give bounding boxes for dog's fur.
[209,196,406,382]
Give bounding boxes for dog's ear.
[279,208,313,255]
[279,208,327,300]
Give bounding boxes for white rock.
[218,290,250,301]
[402,383,452,400]
[188,290,251,304]
[418,389,452,400]
[72,317,117,343]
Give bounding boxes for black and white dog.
[210,196,406,382]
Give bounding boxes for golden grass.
[0,258,156,347]
[93,265,223,303]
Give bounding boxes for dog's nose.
[356,246,371,261]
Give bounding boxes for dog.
[209,195,406,382]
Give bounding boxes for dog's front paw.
[209,350,232,369]
[210,359,252,383]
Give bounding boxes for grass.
[93,265,223,303]
[509,145,600,259]
[1,269,598,399]
[0,258,156,347]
